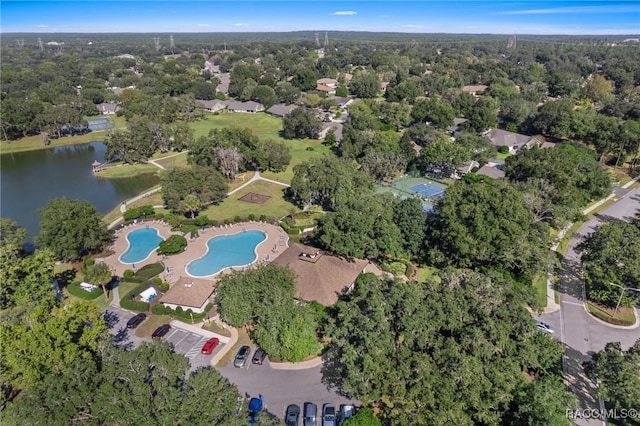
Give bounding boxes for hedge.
[119,281,151,312]
[123,205,155,221]
[151,303,213,323]
[158,235,187,255]
[136,262,164,279]
[279,220,302,235]
[67,281,104,300]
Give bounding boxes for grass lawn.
[97,163,159,179]
[586,301,636,326]
[216,326,253,368]
[0,116,126,154]
[153,151,189,169]
[118,281,142,297]
[495,151,511,161]
[532,273,548,310]
[416,266,441,283]
[64,290,112,311]
[201,180,297,223]
[190,112,331,183]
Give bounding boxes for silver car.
[322,404,337,426]
[233,345,251,368]
[304,402,317,426]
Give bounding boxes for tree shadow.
[562,344,599,410]
[320,350,350,397]
[558,255,586,300]
[102,309,121,329]
[54,268,77,290]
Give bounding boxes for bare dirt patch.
[238,192,271,204]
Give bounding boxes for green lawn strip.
[216,327,253,368]
[532,273,548,310]
[135,314,172,338]
[0,116,126,154]
[190,112,284,140]
[586,301,636,326]
[201,180,297,223]
[153,151,189,169]
[97,163,159,179]
[415,266,441,283]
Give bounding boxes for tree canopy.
[426,175,550,279]
[325,271,570,425]
[36,198,111,261]
[161,166,228,216]
[282,107,322,139]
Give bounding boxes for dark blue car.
[248,395,264,424]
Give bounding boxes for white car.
[536,320,554,334]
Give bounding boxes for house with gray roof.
[96,102,120,115]
[318,122,343,142]
[216,73,230,95]
[225,100,264,113]
[266,103,297,118]
[462,85,488,96]
[485,129,534,154]
[196,99,227,112]
[476,165,506,180]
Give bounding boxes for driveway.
[540,186,640,424]
[218,350,357,420]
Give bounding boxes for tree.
[290,156,373,210]
[315,193,403,259]
[36,198,111,261]
[584,74,614,105]
[584,340,640,424]
[85,262,112,300]
[251,84,278,109]
[576,221,640,308]
[416,137,471,177]
[504,144,610,224]
[380,101,411,131]
[427,176,551,279]
[504,377,577,426]
[411,97,455,129]
[275,81,301,104]
[161,166,228,215]
[349,72,381,98]
[463,97,498,133]
[158,235,188,255]
[392,198,428,256]
[340,407,382,426]
[325,271,569,425]
[282,107,322,139]
[292,67,317,91]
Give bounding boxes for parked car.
[252,348,267,365]
[303,402,318,426]
[322,404,337,426]
[126,313,146,329]
[536,320,554,333]
[234,345,251,368]
[338,404,355,422]
[248,396,263,424]
[201,337,220,355]
[285,404,301,426]
[152,324,171,338]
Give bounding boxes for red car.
[201,337,220,355]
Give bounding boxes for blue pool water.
[187,230,267,277]
[119,228,164,264]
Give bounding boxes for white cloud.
[402,24,424,29]
[37,25,48,28]
[498,5,640,15]
[233,23,247,27]
[331,11,357,16]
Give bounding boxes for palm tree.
[86,262,112,300]
[182,194,201,219]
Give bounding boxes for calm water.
[187,230,267,277]
[0,142,159,242]
[120,227,164,264]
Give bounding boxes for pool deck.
[102,221,289,281]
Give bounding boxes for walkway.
[228,171,289,196]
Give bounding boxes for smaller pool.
[187,230,267,277]
[119,228,164,264]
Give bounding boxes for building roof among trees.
[159,276,216,309]
[273,242,368,306]
[462,84,488,93]
[485,128,532,148]
[266,103,297,117]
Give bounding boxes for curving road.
[537,186,640,425]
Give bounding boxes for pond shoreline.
[1,134,107,155]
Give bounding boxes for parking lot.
[103,306,224,371]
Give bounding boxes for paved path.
[539,182,640,426]
[228,171,289,196]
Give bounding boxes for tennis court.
[409,183,445,199]
[87,117,115,131]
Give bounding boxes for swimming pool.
[119,228,164,264]
[187,230,267,277]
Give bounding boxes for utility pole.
[324,32,328,48]
[169,35,175,53]
[37,37,44,51]
[153,37,160,52]
[609,282,640,313]
[16,39,24,49]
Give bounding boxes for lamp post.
[609,282,640,313]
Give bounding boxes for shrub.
[158,235,188,255]
[155,213,165,220]
[194,215,210,227]
[248,214,255,221]
[84,257,95,268]
[123,205,155,221]
[66,281,103,300]
[136,262,164,279]
[152,277,162,285]
[259,214,267,222]
[224,218,230,225]
[123,269,135,279]
[161,303,212,323]
[175,306,183,314]
[119,282,151,312]
[152,304,170,315]
[158,281,170,292]
[234,215,241,223]
[211,219,219,227]
[498,145,510,154]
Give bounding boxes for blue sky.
[1,1,638,35]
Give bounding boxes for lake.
[0,142,159,243]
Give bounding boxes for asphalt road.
[538,186,640,425]
[218,353,357,420]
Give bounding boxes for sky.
[1,1,639,35]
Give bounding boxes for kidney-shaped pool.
[187,230,267,277]
[119,227,164,264]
